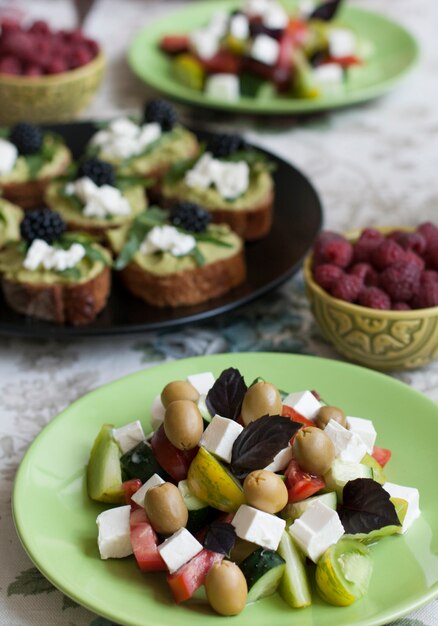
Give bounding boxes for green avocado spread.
[0,135,71,184]
[0,200,23,248]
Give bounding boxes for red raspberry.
[412,283,438,309]
[426,247,438,271]
[349,262,379,287]
[313,264,344,292]
[0,56,22,74]
[314,233,353,269]
[332,275,362,303]
[417,222,438,253]
[379,261,421,302]
[421,270,438,285]
[371,239,406,270]
[1,31,34,63]
[47,58,68,74]
[69,46,93,69]
[28,20,51,35]
[392,302,411,311]
[353,229,384,263]
[24,64,43,76]
[85,38,99,57]
[404,250,425,272]
[0,18,21,34]
[358,287,391,310]
[313,231,342,260]
[395,232,427,255]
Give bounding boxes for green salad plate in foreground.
[128,0,418,115]
[13,353,438,626]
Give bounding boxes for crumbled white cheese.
[90,118,161,160]
[208,11,230,38]
[139,225,196,257]
[185,152,250,200]
[313,63,344,87]
[23,239,86,272]
[329,28,357,59]
[67,176,131,219]
[251,34,280,66]
[205,74,240,102]
[230,14,250,40]
[190,29,220,60]
[0,138,18,175]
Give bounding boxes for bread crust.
[119,249,246,307]
[2,265,111,325]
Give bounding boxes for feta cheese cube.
[151,394,165,430]
[232,505,286,550]
[208,11,229,38]
[383,482,421,534]
[112,420,145,454]
[251,34,280,66]
[289,501,344,562]
[131,473,165,508]
[264,445,293,472]
[245,0,270,16]
[158,528,203,573]
[313,63,344,87]
[190,29,220,60]
[346,416,376,454]
[199,415,243,463]
[187,371,216,396]
[230,14,250,40]
[205,74,240,102]
[325,420,368,463]
[329,28,356,59]
[263,4,288,29]
[96,505,133,560]
[283,390,322,420]
[0,138,18,175]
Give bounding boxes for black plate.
[0,122,323,338]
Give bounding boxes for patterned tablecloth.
[1,1,437,625]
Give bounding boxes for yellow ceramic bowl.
[304,227,438,371]
[0,51,105,125]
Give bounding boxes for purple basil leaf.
[231,415,301,480]
[310,0,343,21]
[203,522,236,557]
[338,478,400,534]
[206,367,247,421]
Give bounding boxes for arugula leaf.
[60,188,84,212]
[191,246,205,266]
[337,479,400,535]
[57,267,82,280]
[309,0,343,21]
[25,134,61,180]
[194,233,233,248]
[58,234,110,266]
[203,522,236,557]
[121,136,163,167]
[206,368,247,421]
[0,211,6,225]
[82,242,110,265]
[115,176,154,191]
[163,147,205,185]
[114,230,143,270]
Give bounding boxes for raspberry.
[0,56,22,75]
[352,228,384,263]
[331,275,362,303]
[85,38,99,57]
[29,20,50,35]
[24,64,43,77]
[78,157,115,187]
[392,302,411,311]
[313,264,344,292]
[417,222,438,252]
[314,234,353,269]
[394,232,427,255]
[47,58,68,74]
[426,247,438,271]
[404,250,425,272]
[208,133,247,159]
[412,283,438,309]
[144,99,177,131]
[0,19,21,35]
[1,31,34,63]
[421,270,438,285]
[358,287,391,310]
[313,231,341,261]
[20,208,66,245]
[170,202,211,233]
[69,46,93,69]
[349,262,379,287]
[379,261,421,302]
[371,239,406,270]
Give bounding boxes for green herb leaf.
[114,231,143,270]
[338,479,400,534]
[58,266,82,280]
[115,175,154,191]
[191,246,205,266]
[163,144,206,185]
[0,127,9,139]
[0,211,6,225]
[83,242,110,265]
[206,367,247,421]
[194,233,233,248]
[59,187,84,212]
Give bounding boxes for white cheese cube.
[283,390,322,420]
[383,482,421,534]
[325,419,367,463]
[230,14,250,40]
[313,63,344,87]
[329,28,356,59]
[251,34,280,66]
[205,74,240,102]
[289,501,344,562]
[151,394,165,430]
[190,29,220,60]
[0,138,18,175]
[96,505,133,560]
[208,11,229,38]
[264,445,293,472]
[158,528,203,573]
[199,415,243,463]
[263,4,288,29]
[112,420,145,454]
[232,505,286,550]
[346,416,376,454]
[187,371,216,396]
[245,0,270,16]
[131,473,165,508]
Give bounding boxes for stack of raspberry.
[312,222,438,310]
[0,18,99,76]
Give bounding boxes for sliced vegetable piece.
[151,424,197,482]
[160,34,190,54]
[173,54,205,90]
[130,508,166,572]
[281,404,315,428]
[315,539,373,606]
[120,439,168,484]
[240,548,285,603]
[372,446,391,467]
[122,478,142,505]
[87,424,124,503]
[281,491,337,522]
[167,548,223,603]
[324,458,372,498]
[199,50,241,74]
[278,530,312,608]
[285,458,325,503]
[392,496,408,526]
[361,453,386,484]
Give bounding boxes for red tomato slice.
[286,18,309,45]
[326,54,362,68]
[130,508,166,572]
[372,446,392,468]
[199,50,241,74]
[122,479,142,506]
[167,549,223,603]
[281,404,315,428]
[285,458,325,503]
[151,424,197,483]
[160,35,190,54]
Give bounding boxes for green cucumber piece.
[178,479,208,511]
[120,440,168,483]
[324,459,373,499]
[278,530,312,608]
[240,548,286,603]
[361,453,386,484]
[87,424,123,503]
[178,479,216,534]
[197,394,212,423]
[282,492,337,523]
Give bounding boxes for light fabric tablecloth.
[1,1,437,625]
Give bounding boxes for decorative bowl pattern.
[0,52,105,125]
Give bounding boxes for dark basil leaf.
[338,478,400,534]
[203,522,236,557]
[231,415,301,480]
[206,367,247,421]
[310,0,343,21]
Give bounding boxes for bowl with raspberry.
[0,18,105,124]
[304,223,438,371]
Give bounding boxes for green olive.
[144,482,188,535]
[205,561,247,616]
[243,469,288,514]
[292,426,335,475]
[164,400,204,450]
[161,380,199,409]
[315,405,347,430]
[241,381,282,426]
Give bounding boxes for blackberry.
[171,202,211,234]
[144,99,177,131]
[20,208,66,245]
[77,157,115,187]
[10,122,43,155]
[208,133,247,159]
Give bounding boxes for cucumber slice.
[278,530,312,608]
[361,453,386,484]
[178,479,216,534]
[87,424,123,503]
[197,394,212,423]
[324,459,373,499]
[120,440,168,483]
[240,548,286,603]
[282,492,337,523]
[178,479,208,511]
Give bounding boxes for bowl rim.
[0,50,105,86]
[304,225,438,319]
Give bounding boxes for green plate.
[13,353,438,626]
[128,1,419,115]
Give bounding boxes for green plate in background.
[128,1,419,115]
[13,353,438,626]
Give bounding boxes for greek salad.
[87,367,420,616]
